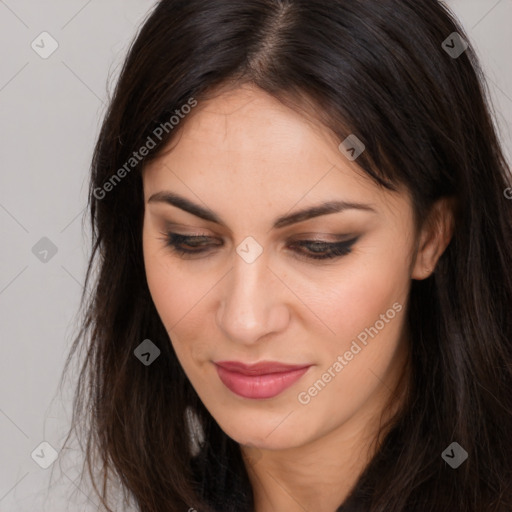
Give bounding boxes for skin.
[142,84,454,512]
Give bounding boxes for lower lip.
[215,365,311,399]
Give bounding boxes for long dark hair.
[59,0,512,510]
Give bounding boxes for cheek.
[292,238,411,351]
[341,234,411,326]
[143,235,192,335]
[290,242,410,410]
[331,264,406,337]
[146,269,205,341]
[293,242,410,422]
[143,236,218,369]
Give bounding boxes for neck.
[242,343,410,512]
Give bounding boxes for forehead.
[142,86,409,224]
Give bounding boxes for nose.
[216,249,290,346]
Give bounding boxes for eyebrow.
[147,191,376,229]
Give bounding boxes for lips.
[214,360,312,399]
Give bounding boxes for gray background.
[1,1,511,510]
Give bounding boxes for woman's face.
[142,85,427,451]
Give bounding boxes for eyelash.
[160,232,357,261]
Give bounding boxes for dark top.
[189,446,368,511]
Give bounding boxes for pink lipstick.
[214,360,312,399]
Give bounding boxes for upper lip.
[214,360,311,375]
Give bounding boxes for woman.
[61,0,512,510]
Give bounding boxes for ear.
[411,196,456,280]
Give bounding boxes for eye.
[160,233,221,256]
[287,238,357,260]
[159,232,358,261]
